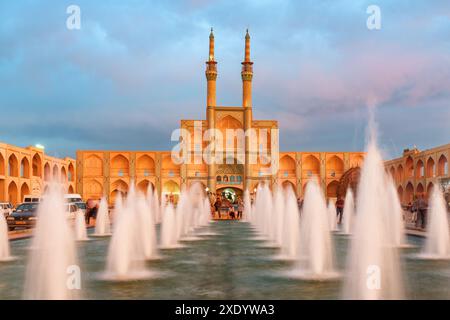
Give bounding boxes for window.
[237,176,242,183]
[144,169,149,177]
[169,170,174,177]
[118,169,124,177]
[330,171,336,177]
[230,176,235,183]
[223,175,229,182]
[195,171,200,177]
[216,176,222,183]
[284,171,288,177]
[307,170,312,177]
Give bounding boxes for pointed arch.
[416,183,424,197]
[137,179,154,195]
[68,185,74,194]
[396,164,404,181]
[280,155,296,177]
[20,182,30,201]
[281,180,296,192]
[110,154,129,177]
[405,182,414,204]
[68,162,75,181]
[302,155,320,178]
[32,153,42,177]
[162,155,180,176]
[44,162,51,181]
[136,155,155,177]
[350,154,364,168]
[8,181,18,205]
[327,155,344,178]
[84,179,103,200]
[61,166,67,182]
[84,154,103,176]
[110,179,128,204]
[8,154,19,177]
[437,154,448,176]
[426,157,435,178]
[0,180,5,202]
[389,166,396,179]
[326,180,339,199]
[426,182,434,198]
[52,164,59,180]
[0,153,4,176]
[415,159,424,179]
[405,156,413,178]
[397,186,403,204]
[20,157,30,178]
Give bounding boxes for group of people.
[408,195,428,229]
[212,195,244,220]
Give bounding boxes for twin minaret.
[205,29,254,192]
[205,28,253,110]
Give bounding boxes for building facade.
[0,142,76,205]
[76,30,365,204]
[385,143,449,205]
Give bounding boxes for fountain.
[24,183,79,299]
[292,179,337,279]
[0,210,14,262]
[343,129,404,299]
[103,184,151,280]
[160,203,182,248]
[243,190,252,222]
[136,196,159,259]
[93,197,111,237]
[340,188,354,234]
[419,186,450,259]
[74,209,89,241]
[278,187,300,260]
[327,199,338,232]
[386,177,409,248]
[273,187,285,247]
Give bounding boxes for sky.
[0,0,449,159]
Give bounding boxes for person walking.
[416,195,428,229]
[237,198,244,219]
[336,197,345,224]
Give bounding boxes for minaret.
[242,29,253,191]
[206,28,217,193]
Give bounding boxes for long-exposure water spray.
[24,183,78,299]
[293,179,337,279]
[93,197,111,236]
[420,186,450,259]
[0,210,14,262]
[343,113,404,299]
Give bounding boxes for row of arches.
[0,153,74,182]
[397,181,436,204]
[278,154,363,179]
[0,180,76,205]
[83,178,181,204]
[84,154,172,177]
[390,154,448,181]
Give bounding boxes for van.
[22,195,42,203]
[64,194,83,203]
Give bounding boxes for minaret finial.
[208,27,215,61]
[244,29,251,62]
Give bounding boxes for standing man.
[417,195,428,229]
[336,197,345,224]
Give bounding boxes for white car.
[0,202,14,217]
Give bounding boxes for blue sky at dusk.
[0,0,449,159]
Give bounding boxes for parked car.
[6,203,39,230]
[0,202,14,217]
[6,203,79,231]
